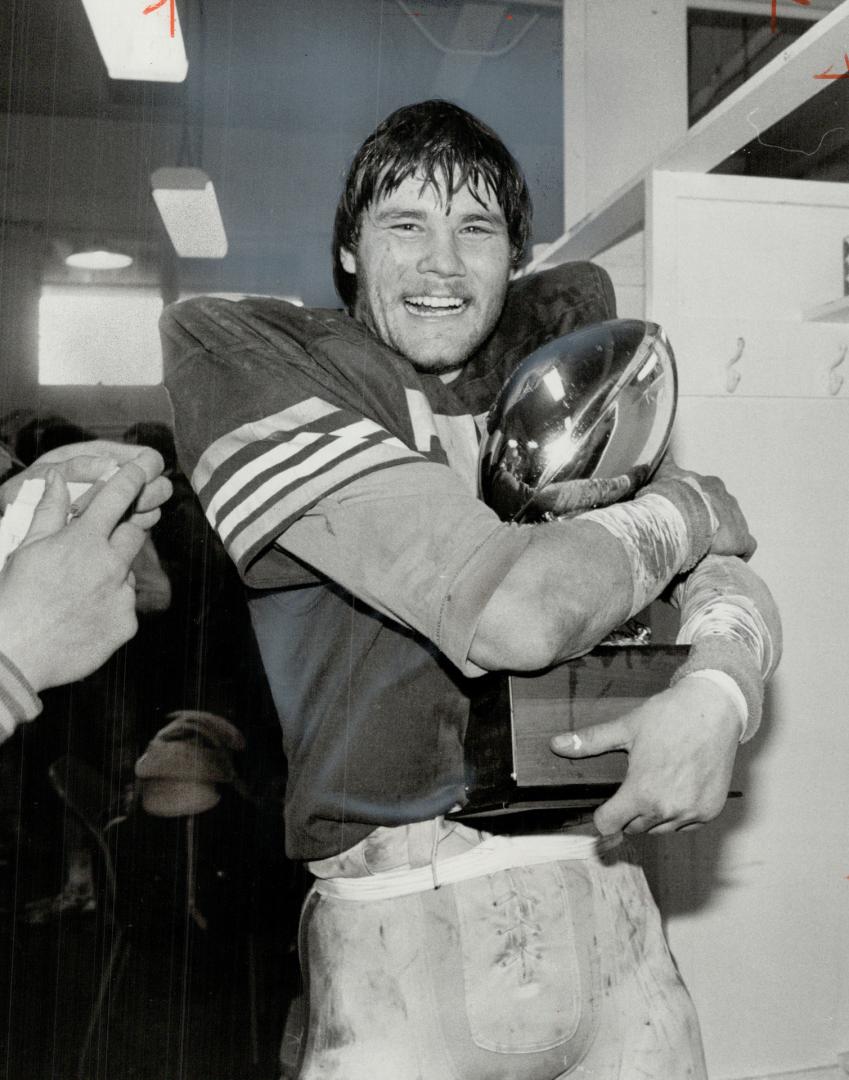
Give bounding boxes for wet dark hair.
[332,99,532,312]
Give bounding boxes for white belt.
[312,831,623,902]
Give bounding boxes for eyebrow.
[372,208,429,223]
[371,207,507,225]
[458,209,506,226]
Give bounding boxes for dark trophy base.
[451,644,691,821]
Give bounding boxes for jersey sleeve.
[161,296,429,586]
[277,460,534,676]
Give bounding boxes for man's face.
[340,174,512,374]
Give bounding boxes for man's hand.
[0,465,152,691]
[0,440,172,530]
[652,457,756,561]
[550,677,741,836]
[533,474,633,518]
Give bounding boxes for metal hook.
[828,344,846,396]
[725,337,745,393]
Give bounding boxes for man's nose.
[416,231,466,277]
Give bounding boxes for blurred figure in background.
[14,415,93,467]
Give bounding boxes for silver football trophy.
[456,319,683,819]
[479,318,678,524]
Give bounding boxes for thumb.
[550,718,632,758]
[21,470,69,546]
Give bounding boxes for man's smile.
[403,295,469,316]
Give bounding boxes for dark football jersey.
[161,262,616,859]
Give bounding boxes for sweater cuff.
[669,636,763,742]
[0,649,42,743]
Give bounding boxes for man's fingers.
[18,443,170,529]
[651,453,682,482]
[598,799,708,837]
[129,507,163,530]
[22,471,69,545]
[550,718,632,758]
[35,441,166,484]
[123,445,166,484]
[72,462,147,537]
[622,814,665,835]
[537,474,632,517]
[642,817,704,835]
[41,455,120,486]
[593,778,680,836]
[625,814,701,835]
[593,784,641,836]
[66,464,170,526]
[109,521,147,567]
[133,474,172,514]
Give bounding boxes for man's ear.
[340,247,357,275]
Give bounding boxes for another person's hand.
[0,464,152,691]
[0,440,172,530]
[550,677,740,836]
[651,457,756,561]
[130,535,172,614]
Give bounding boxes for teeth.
[405,296,465,309]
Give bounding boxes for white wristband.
[582,493,691,615]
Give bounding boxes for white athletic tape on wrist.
[582,493,691,615]
[677,594,775,678]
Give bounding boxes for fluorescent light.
[151,167,229,259]
[79,0,188,82]
[65,248,133,270]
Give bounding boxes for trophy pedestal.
[452,644,690,820]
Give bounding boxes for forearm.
[467,518,635,668]
[274,459,709,676]
[669,555,782,741]
[470,477,717,669]
[277,461,721,676]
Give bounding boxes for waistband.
[311,829,623,902]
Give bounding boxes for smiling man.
[340,176,511,372]
[162,101,780,1079]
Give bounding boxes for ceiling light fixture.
[151,167,228,258]
[64,247,134,270]
[79,0,189,82]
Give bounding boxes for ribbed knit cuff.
[0,649,42,744]
[637,478,715,573]
[669,636,763,742]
